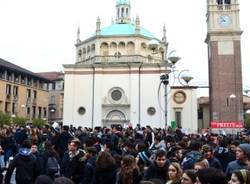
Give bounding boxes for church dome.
[116,0,130,5]
[100,23,155,39]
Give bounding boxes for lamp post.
[148,41,193,128]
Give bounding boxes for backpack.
[46,156,60,175]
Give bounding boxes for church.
[63,0,171,129]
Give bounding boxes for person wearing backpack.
[41,140,60,179]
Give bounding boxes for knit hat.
[202,144,212,153]
[138,151,151,164]
[238,143,250,156]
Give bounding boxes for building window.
[50,95,55,104]
[198,108,203,119]
[147,107,156,116]
[14,73,19,83]
[33,80,38,88]
[33,90,37,99]
[6,71,12,81]
[27,89,31,98]
[78,107,86,115]
[175,111,182,128]
[111,90,122,101]
[0,69,5,79]
[108,87,125,104]
[27,107,30,115]
[38,107,42,119]
[13,86,18,97]
[27,77,31,86]
[32,106,36,118]
[6,84,11,95]
[12,103,17,114]
[39,82,43,89]
[121,8,124,17]
[43,107,47,117]
[21,75,26,84]
[217,0,223,4]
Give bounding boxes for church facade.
[63,0,168,128]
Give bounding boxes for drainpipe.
[138,63,143,126]
[91,64,95,129]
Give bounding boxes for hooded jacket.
[5,148,39,184]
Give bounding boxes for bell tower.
[206,0,244,129]
[116,0,131,24]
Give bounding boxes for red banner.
[210,121,244,128]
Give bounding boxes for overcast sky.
[0,0,249,95]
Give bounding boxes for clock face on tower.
[218,15,231,27]
[173,91,186,104]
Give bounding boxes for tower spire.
[96,16,101,35]
[162,24,167,43]
[77,26,81,44]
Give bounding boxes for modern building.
[0,58,51,121]
[63,0,198,131]
[206,0,244,130]
[37,72,64,123]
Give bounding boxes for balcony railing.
[76,55,163,64]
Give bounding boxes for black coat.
[82,156,96,184]
[55,132,72,158]
[92,165,117,184]
[60,151,85,184]
[144,161,169,183]
[4,153,38,184]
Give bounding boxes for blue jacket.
[225,160,248,178]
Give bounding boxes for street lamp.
[148,41,193,128]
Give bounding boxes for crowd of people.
[0,123,250,184]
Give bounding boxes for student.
[195,167,227,184]
[166,162,182,184]
[5,140,39,184]
[92,151,117,184]
[60,138,85,184]
[181,170,197,184]
[117,155,142,184]
[226,143,249,178]
[228,169,250,184]
[144,150,169,183]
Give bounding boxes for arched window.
[82,48,86,60]
[121,8,124,18]
[224,0,231,4]
[127,41,135,55]
[78,49,82,57]
[100,42,109,56]
[217,0,223,4]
